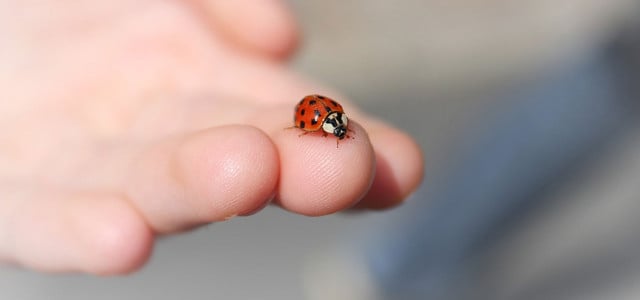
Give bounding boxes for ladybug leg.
[298,131,310,137]
[322,132,329,138]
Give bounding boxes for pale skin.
[0,0,424,275]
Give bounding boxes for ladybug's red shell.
[294,95,344,132]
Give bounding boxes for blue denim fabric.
[363,45,638,299]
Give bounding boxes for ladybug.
[292,94,352,147]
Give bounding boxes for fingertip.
[71,195,154,275]
[358,124,425,210]
[174,125,279,223]
[203,0,300,60]
[3,192,153,274]
[387,130,425,198]
[275,121,375,216]
[128,125,279,233]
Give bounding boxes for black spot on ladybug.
[314,109,321,117]
[331,100,338,107]
[324,105,332,113]
[311,118,318,125]
[317,95,326,99]
[309,100,317,105]
[300,108,305,116]
[299,121,305,129]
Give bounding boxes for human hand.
[0,0,423,275]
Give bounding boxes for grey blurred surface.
[1,0,638,299]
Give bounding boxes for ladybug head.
[333,126,347,139]
[322,112,349,140]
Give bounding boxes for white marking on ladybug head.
[322,112,348,139]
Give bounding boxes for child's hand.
[0,0,423,274]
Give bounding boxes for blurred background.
[1,0,640,299]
